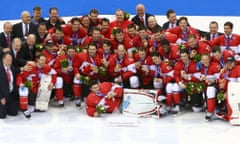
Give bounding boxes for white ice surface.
[0,100,240,144]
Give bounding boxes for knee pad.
[55,77,63,89]
[166,83,173,94]
[73,77,82,84]
[206,86,216,99]
[172,83,181,92]
[129,76,139,88]
[153,81,163,89]
[19,87,29,96]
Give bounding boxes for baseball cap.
[226,56,235,63]
[45,39,54,46]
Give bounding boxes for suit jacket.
[0,61,17,101]
[131,13,153,27]
[18,42,36,62]
[46,19,65,30]
[35,32,47,44]
[10,47,25,73]
[12,22,37,40]
[0,32,13,48]
[162,20,179,30]
[203,32,224,41]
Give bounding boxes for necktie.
[15,52,18,59]
[6,68,11,83]
[171,23,174,28]
[140,16,144,25]
[25,24,29,36]
[7,35,11,47]
[29,47,33,59]
[227,37,230,49]
[212,34,215,40]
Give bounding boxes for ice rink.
[0,99,240,144]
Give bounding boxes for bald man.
[18,34,37,62]
[147,16,162,34]
[12,10,37,40]
[131,3,153,27]
[0,22,13,49]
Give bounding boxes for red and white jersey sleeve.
[109,54,136,80]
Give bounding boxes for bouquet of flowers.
[60,59,69,68]
[98,66,107,76]
[193,54,201,62]
[124,12,130,20]
[185,82,205,95]
[75,45,88,53]
[24,80,32,89]
[96,105,106,115]
[35,44,44,52]
[178,43,187,51]
[132,49,138,55]
[112,27,119,35]
[217,91,225,103]
[79,75,91,85]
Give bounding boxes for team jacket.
[108,54,136,80]
[62,25,87,46]
[167,26,200,42]
[209,34,240,54]
[134,54,155,86]
[219,65,240,90]
[54,54,77,84]
[42,49,58,67]
[150,62,174,84]
[174,60,200,83]
[200,62,221,85]
[187,41,211,54]
[211,49,235,68]
[85,82,123,117]
[16,63,57,94]
[158,43,180,62]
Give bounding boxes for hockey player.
[167,17,200,44]
[209,21,240,53]
[63,17,87,46]
[54,45,77,102]
[17,54,63,118]
[134,48,154,89]
[200,53,221,121]
[151,52,178,112]
[85,80,123,117]
[174,49,202,112]
[217,57,240,122]
[109,44,140,88]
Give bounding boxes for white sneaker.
[170,105,180,114]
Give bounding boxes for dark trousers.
[0,95,18,119]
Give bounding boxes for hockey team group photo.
[1,2,240,127]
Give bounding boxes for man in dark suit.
[12,11,37,41]
[202,21,224,40]
[162,9,179,30]
[46,7,65,30]
[0,52,18,119]
[35,23,48,44]
[0,22,13,49]
[131,4,153,27]
[2,37,32,74]
[18,34,36,62]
